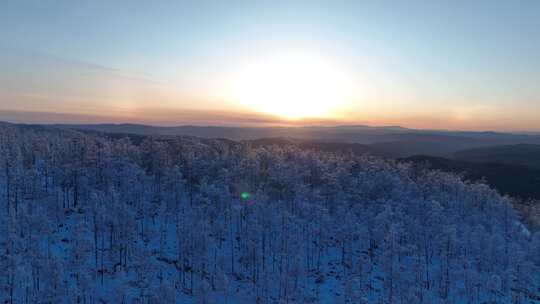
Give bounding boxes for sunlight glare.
[226,52,355,120]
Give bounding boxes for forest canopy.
[0,124,539,303]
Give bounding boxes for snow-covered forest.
[1,124,539,304]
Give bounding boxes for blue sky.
[1,1,539,130]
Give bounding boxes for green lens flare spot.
[240,192,250,201]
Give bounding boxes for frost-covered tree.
[0,123,538,303]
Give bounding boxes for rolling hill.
[454,144,540,169]
[402,155,540,200]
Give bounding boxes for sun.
[225,52,354,120]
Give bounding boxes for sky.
[1,0,540,131]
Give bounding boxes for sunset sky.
[1,1,540,131]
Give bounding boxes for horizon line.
[1,118,540,136]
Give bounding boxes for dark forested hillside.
[402,155,540,201]
[455,144,540,169]
[0,124,539,303]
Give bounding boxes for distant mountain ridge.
[54,124,540,144]
[3,121,540,159]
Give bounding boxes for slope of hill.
[0,123,538,303]
[455,144,540,169]
[245,137,375,156]
[369,139,474,158]
[403,155,540,200]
